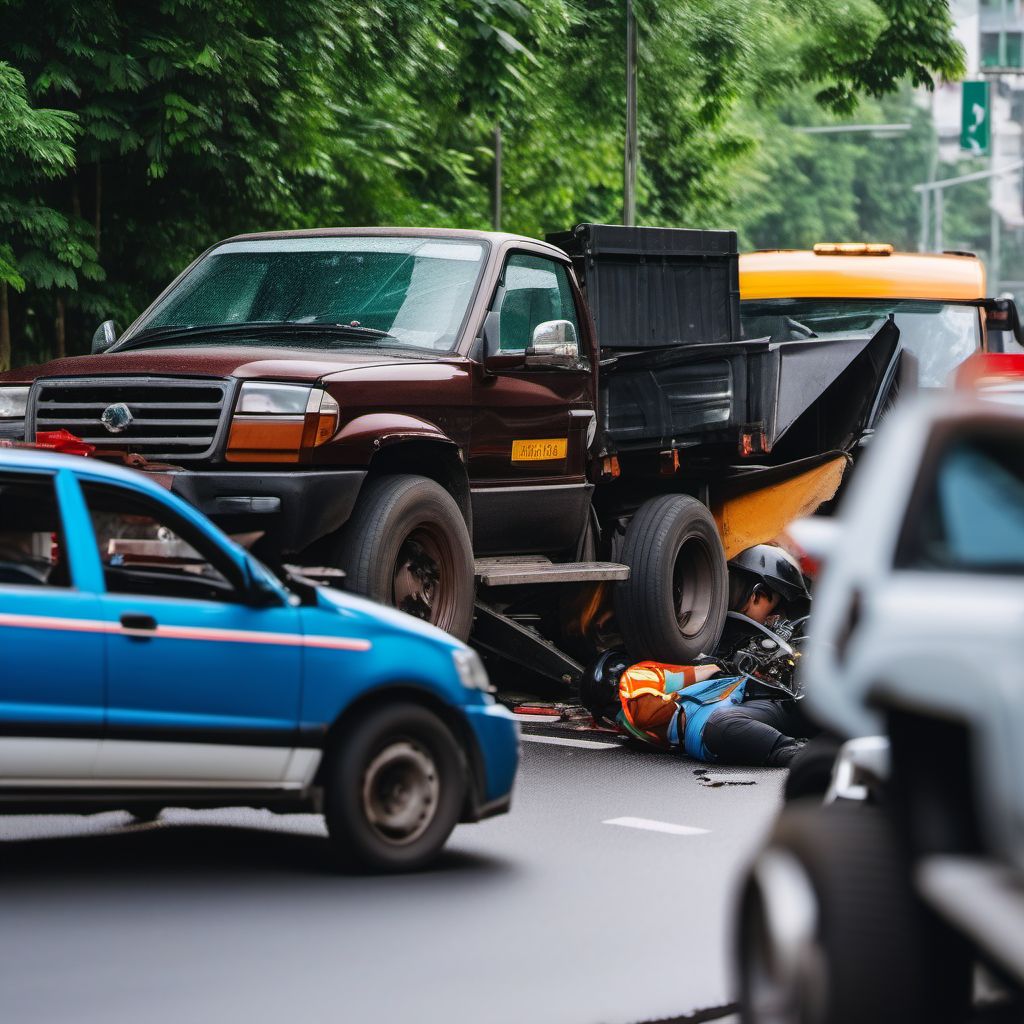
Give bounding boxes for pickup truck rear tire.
[615,494,728,663]
[323,702,466,873]
[336,475,475,640]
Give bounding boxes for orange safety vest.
[618,661,745,751]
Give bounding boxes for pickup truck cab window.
[497,253,581,354]
[128,236,486,354]
[0,471,69,587]
[81,481,244,603]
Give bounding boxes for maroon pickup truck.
[0,225,899,684]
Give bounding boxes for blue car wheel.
[323,702,467,872]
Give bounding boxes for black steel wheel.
[336,474,475,640]
[614,494,729,663]
[323,703,466,873]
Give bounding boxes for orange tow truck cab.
[739,244,1024,387]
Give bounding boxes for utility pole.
[493,124,502,232]
[623,0,637,226]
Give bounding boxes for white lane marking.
[520,734,620,750]
[603,816,710,836]
[511,713,562,723]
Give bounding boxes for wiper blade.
[115,320,397,352]
[294,317,393,339]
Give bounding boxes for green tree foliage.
[0,0,965,365]
[0,61,97,368]
[733,84,937,251]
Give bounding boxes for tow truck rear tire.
[323,703,466,873]
[615,494,728,663]
[336,474,475,640]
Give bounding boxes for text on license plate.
[511,438,568,462]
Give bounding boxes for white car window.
[907,436,1024,572]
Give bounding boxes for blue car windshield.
[131,236,486,353]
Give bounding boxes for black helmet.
[728,544,809,605]
[578,647,631,726]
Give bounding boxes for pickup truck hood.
[0,344,440,384]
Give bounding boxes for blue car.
[0,448,518,871]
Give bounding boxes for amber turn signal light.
[226,384,339,463]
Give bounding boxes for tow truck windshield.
[123,236,486,354]
[741,298,981,388]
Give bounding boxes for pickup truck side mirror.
[985,298,1024,348]
[525,320,579,367]
[91,320,119,354]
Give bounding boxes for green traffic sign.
[961,80,990,155]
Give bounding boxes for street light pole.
[991,76,1001,293]
[624,0,637,226]
[913,160,1024,258]
[793,123,911,135]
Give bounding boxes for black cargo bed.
[547,222,740,348]
[600,319,901,461]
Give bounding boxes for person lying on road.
[581,544,817,768]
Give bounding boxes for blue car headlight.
[451,648,495,695]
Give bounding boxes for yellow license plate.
[511,438,568,462]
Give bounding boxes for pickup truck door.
[0,467,104,780]
[470,251,595,556]
[76,478,303,787]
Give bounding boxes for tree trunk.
[55,295,66,360]
[0,284,10,372]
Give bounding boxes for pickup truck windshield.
[130,236,486,353]
[740,298,981,388]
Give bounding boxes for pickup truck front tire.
[336,474,475,640]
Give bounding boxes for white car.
[735,392,1024,1024]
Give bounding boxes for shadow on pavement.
[0,820,510,883]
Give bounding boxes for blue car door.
[75,477,303,786]
[0,466,104,779]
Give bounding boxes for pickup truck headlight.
[226,383,339,463]
[452,648,495,694]
[0,386,29,419]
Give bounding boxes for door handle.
[120,613,158,632]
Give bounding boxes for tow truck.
[739,242,1024,385]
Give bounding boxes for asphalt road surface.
[0,723,784,1024]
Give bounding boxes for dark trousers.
[701,698,813,766]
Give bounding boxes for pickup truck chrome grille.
[29,377,231,461]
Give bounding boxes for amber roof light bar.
[812,243,894,256]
